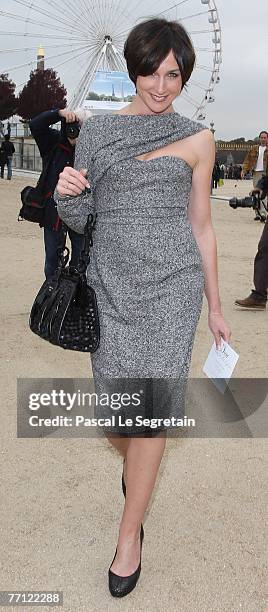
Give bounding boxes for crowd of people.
[212,162,248,185]
[211,162,246,191]
[224,163,244,180]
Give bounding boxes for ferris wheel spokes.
[69,36,127,109]
[1,0,222,121]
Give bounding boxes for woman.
[54,18,231,598]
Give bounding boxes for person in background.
[29,107,91,279]
[241,130,268,221]
[228,164,234,179]
[235,176,268,310]
[0,134,15,180]
[212,161,221,189]
[235,219,268,310]
[234,165,242,180]
[0,145,7,179]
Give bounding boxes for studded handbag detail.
[29,213,100,352]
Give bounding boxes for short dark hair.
[4,134,10,141]
[124,18,195,91]
[259,131,268,138]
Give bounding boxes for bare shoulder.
[193,128,215,162]
[194,128,214,145]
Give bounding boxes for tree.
[229,138,246,144]
[17,68,67,122]
[0,73,17,120]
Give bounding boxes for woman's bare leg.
[110,432,167,576]
[105,434,129,458]
[105,434,129,487]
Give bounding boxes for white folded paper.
[203,339,239,393]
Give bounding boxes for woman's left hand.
[208,312,232,350]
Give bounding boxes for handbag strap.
[56,221,69,270]
[56,213,97,273]
[77,213,97,274]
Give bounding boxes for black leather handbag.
[19,185,47,225]
[18,143,59,226]
[29,213,100,352]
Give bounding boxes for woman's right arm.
[54,120,95,234]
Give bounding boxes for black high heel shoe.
[121,461,144,541]
[121,459,126,497]
[108,526,144,597]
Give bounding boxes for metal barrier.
[1,122,61,173]
[12,152,42,173]
[7,141,43,173]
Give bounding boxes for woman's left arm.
[187,129,231,348]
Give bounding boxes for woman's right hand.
[56,167,91,197]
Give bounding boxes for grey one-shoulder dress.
[55,112,207,435]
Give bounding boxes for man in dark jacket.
[29,108,85,279]
[0,134,15,180]
[235,175,268,309]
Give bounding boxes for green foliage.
[86,91,134,102]
[228,137,245,144]
[217,137,259,145]
[17,68,67,121]
[0,73,17,120]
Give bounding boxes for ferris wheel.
[0,0,222,120]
